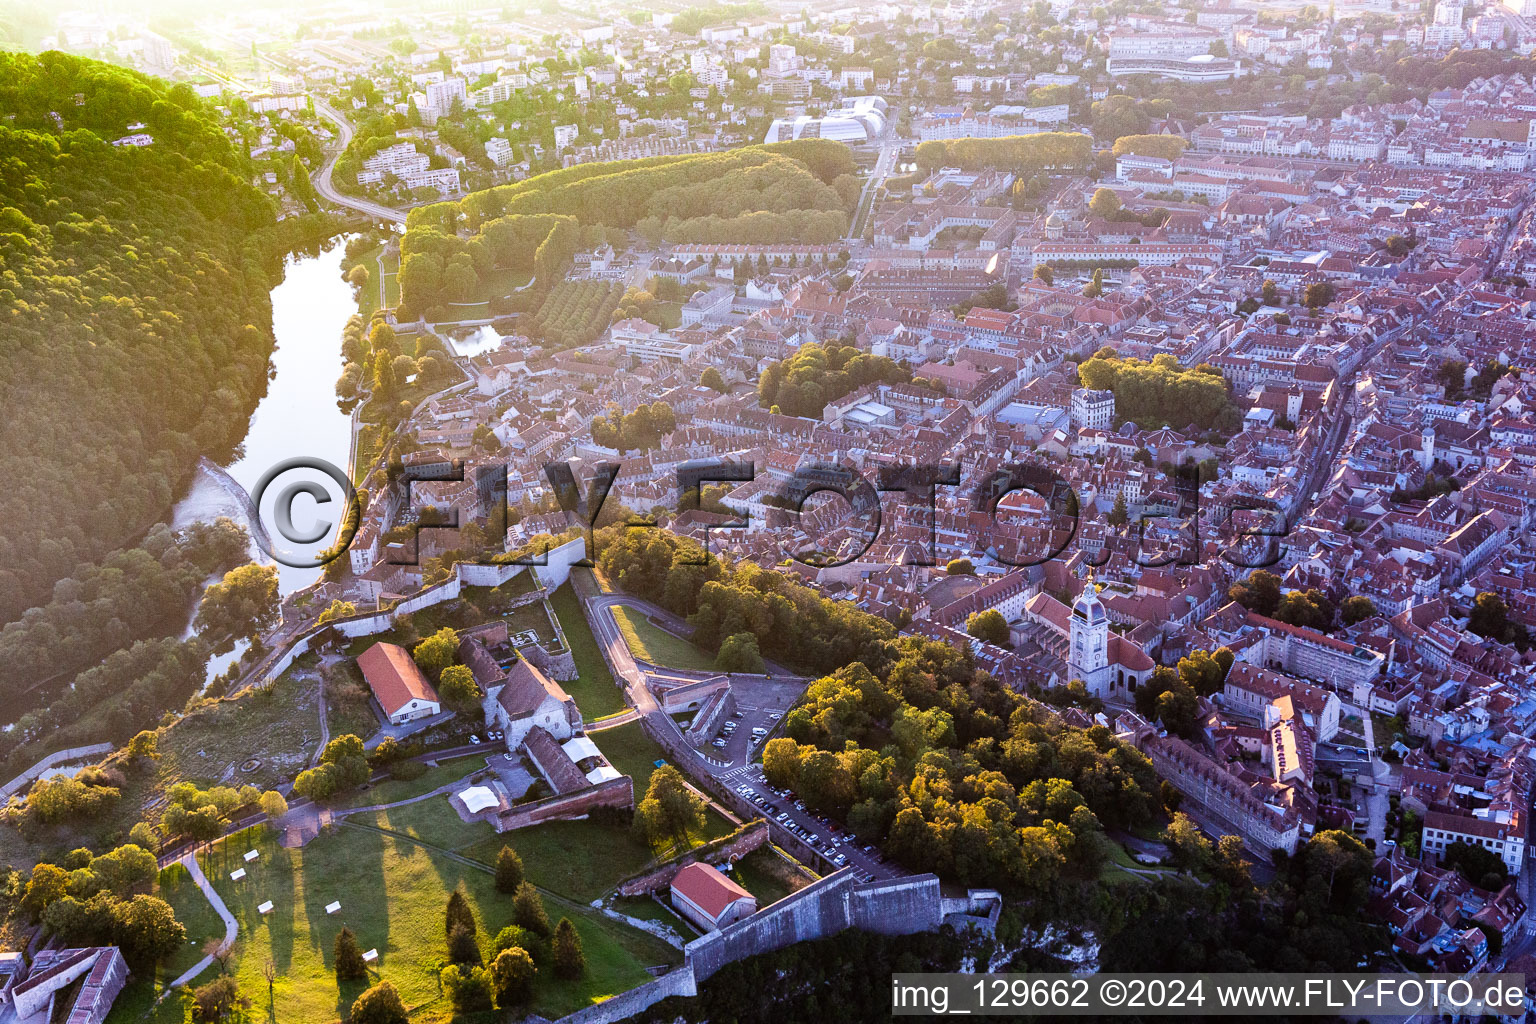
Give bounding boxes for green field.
[609,607,715,671]
[547,583,627,718]
[127,822,680,1024]
[155,862,229,982]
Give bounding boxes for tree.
[413,627,458,681]
[1108,492,1128,528]
[1033,264,1054,285]
[945,558,975,575]
[440,964,493,1012]
[1229,570,1282,617]
[259,790,288,820]
[513,882,551,937]
[191,976,244,1023]
[127,730,159,761]
[700,367,728,393]
[495,846,525,894]
[437,664,481,711]
[114,894,187,965]
[1340,596,1377,627]
[762,737,802,790]
[1303,281,1335,309]
[1088,188,1122,219]
[1469,591,1512,641]
[489,946,536,1007]
[349,981,408,1024]
[633,765,707,851]
[1260,279,1278,305]
[965,609,1010,648]
[1163,812,1213,874]
[1110,134,1186,161]
[445,885,478,962]
[263,959,277,1012]
[715,632,765,673]
[335,926,367,981]
[552,917,585,979]
[1441,840,1509,891]
[194,564,280,649]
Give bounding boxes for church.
[1022,579,1155,701]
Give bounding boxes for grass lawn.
[609,607,715,672]
[475,266,534,301]
[136,823,679,1024]
[324,661,382,742]
[547,583,627,719]
[353,423,387,483]
[612,895,698,940]
[725,846,811,907]
[333,760,488,811]
[504,599,558,645]
[380,251,400,309]
[155,862,228,982]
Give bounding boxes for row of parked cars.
[735,781,883,874]
[710,710,772,750]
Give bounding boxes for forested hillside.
[397,139,858,318]
[0,51,280,623]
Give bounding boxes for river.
[173,237,358,601]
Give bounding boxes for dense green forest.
[397,139,857,316]
[0,51,282,624]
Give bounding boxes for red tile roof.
[670,863,754,922]
[358,642,439,716]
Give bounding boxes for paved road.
[167,851,238,989]
[312,100,407,225]
[578,587,892,878]
[847,140,902,243]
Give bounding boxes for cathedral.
[1021,577,1156,701]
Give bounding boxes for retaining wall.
[495,774,633,831]
[617,820,770,897]
[551,867,948,1024]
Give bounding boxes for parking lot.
[720,762,897,882]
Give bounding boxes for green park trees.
[965,609,1010,648]
[495,846,526,894]
[757,341,914,419]
[1076,351,1238,432]
[194,564,280,651]
[0,53,282,626]
[633,765,708,852]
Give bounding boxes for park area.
[110,718,800,1024]
[115,819,681,1024]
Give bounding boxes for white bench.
[325,901,341,915]
[230,869,246,882]
[257,900,274,915]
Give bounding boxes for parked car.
[832,854,847,866]
[469,734,480,744]
[712,738,727,748]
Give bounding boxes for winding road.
[311,100,407,226]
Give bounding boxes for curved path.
[167,851,239,989]
[311,100,407,225]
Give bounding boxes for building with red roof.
[669,862,757,932]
